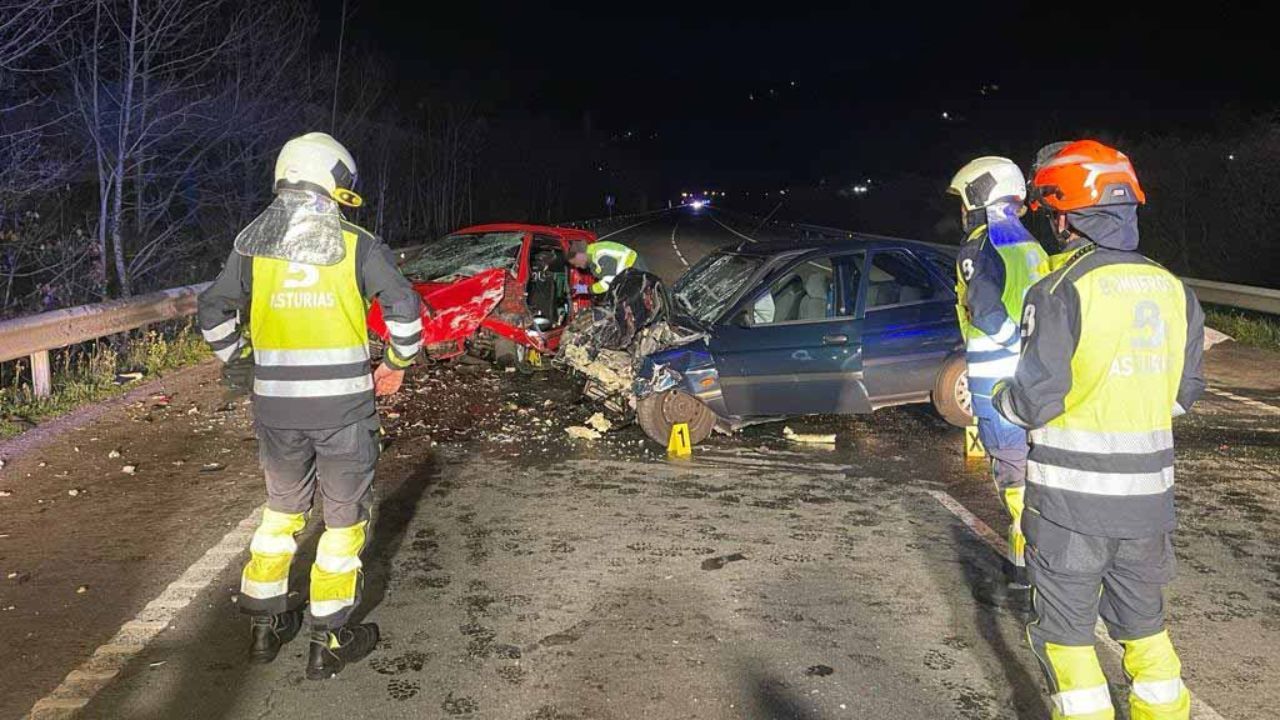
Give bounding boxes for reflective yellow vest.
[249,228,373,429]
[1027,253,1188,536]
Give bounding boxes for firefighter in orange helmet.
[993,140,1204,720]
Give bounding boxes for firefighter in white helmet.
[946,157,1048,590]
[197,132,422,679]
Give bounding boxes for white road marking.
[670,222,688,267]
[27,505,264,720]
[926,489,1227,720]
[1206,385,1280,415]
[710,214,759,243]
[597,212,667,241]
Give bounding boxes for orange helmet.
[1028,140,1145,213]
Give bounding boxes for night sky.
[334,2,1274,194]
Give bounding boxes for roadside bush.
[0,322,208,439]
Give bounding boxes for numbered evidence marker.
[965,421,986,458]
[668,422,692,459]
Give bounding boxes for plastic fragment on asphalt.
[122,465,137,475]
[783,427,836,444]
[565,426,601,440]
[586,412,612,433]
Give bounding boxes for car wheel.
[932,354,973,428]
[636,390,716,447]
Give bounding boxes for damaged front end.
[557,273,712,421]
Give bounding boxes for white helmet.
[947,156,1026,212]
[273,132,362,207]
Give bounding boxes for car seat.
[771,275,805,322]
[867,264,900,307]
[797,271,831,320]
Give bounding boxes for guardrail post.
[31,350,51,398]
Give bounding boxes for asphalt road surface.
[3,206,1279,720]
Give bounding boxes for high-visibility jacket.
[995,247,1206,537]
[955,208,1048,385]
[198,220,422,429]
[586,241,640,294]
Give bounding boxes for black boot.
[249,610,303,664]
[306,623,380,680]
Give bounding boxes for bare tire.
[932,354,972,428]
[636,390,716,447]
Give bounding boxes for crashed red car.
[368,223,598,364]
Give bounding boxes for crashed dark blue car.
[630,237,972,446]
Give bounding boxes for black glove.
[221,355,254,395]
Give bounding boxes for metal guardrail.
[1180,278,1280,315]
[728,210,1280,315]
[0,283,211,397]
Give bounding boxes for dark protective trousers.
[1024,511,1190,719]
[239,417,381,629]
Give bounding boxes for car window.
[866,250,939,309]
[747,258,837,325]
[919,250,956,285]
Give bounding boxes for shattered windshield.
[673,251,766,325]
[400,232,525,282]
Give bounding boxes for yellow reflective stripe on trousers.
[1003,485,1026,567]
[241,576,290,600]
[1053,684,1114,719]
[255,346,369,366]
[1044,643,1113,719]
[1122,631,1189,719]
[1131,678,1185,705]
[1031,427,1173,455]
[1029,463,1173,496]
[241,509,305,600]
[310,522,367,620]
[254,375,373,398]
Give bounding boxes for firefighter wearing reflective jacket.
[947,157,1048,589]
[197,132,422,680]
[993,140,1205,720]
[568,239,645,295]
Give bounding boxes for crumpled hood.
[1067,205,1140,251]
[234,189,346,265]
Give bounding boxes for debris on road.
[114,372,144,384]
[566,426,602,441]
[586,412,612,433]
[108,449,121,459]
[121,465,137,475]
[67,489,81,497]
[783,426,836,444]
[0,490,10,498]
[1204,326,1232,350]
[76,585,89,594]
[701,552,747,571]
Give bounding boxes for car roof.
[727,233,956,258]
[450,223,597,242]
